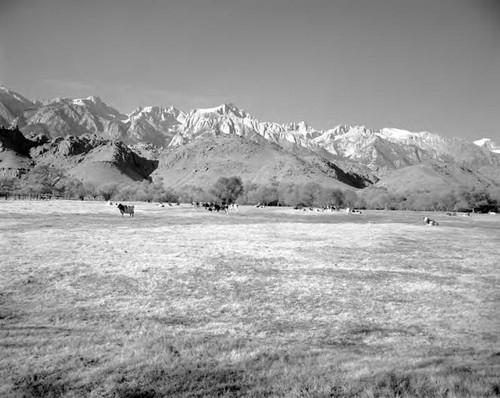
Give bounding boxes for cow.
[423,216,438,226]
[213,203,229,214]
[117,203,135,217]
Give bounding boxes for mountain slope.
[0,87,37,128]
[30,135,157,185]
[170,105,500,175]
[374,161,500,194]
[153,134,368,189]
[22,96,128,140]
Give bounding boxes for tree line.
[0,165,498,212]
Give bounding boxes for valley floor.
[1,201,499,397]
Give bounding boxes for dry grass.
[1,201,499,397]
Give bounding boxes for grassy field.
[1,201,499,397]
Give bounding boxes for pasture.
[1,201,499,397]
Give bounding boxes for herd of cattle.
[110,201,491,226]
[292,206,363,214]
[196,201,239,214]
[111,201,238,217]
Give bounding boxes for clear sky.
[0,0,499,141]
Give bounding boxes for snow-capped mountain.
[308,125,499,173]
[474,138,500,154]
[170,106,499,173]
[23,95,128,139]
[310,125,426,172]
[169,103,321,148]
[0,85,498,177]
[0,87,186,145]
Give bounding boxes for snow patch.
[474,137,500,154]
[474,138,492,146]
[378,128,421,140]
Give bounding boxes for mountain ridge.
[0,85,499,195]
[1,85,497,156]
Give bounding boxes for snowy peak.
[128,105,185,122]
[313,125,373,147]
[71,95,105,107]
[172,103,256,145]
[21,94,128,139]
[171,103,324,148]
[127,105,186,147]
[323,125,373,138]
[283,121,317,137]
[474,138,491,146]
[378,127,425,141]
[58,95,125,121]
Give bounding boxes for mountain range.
[0,85,499,193]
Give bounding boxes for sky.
[0,0,499,141]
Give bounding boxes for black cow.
[117,203,135,217]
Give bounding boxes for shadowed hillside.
[31,135,158,185]
[0,127,157,185]
[0,126,45,177]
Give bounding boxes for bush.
[210,176,244,204]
